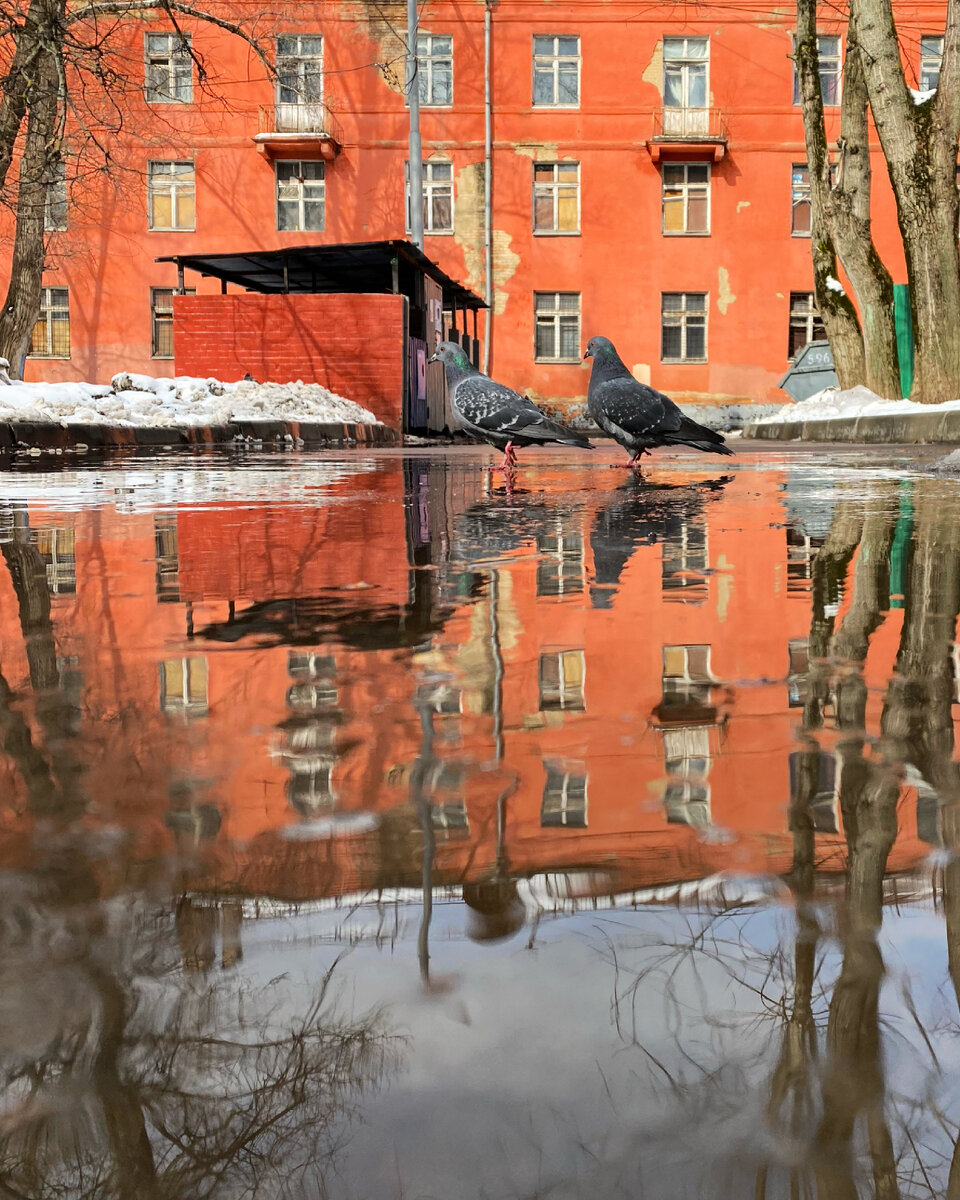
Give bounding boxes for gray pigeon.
[430,341,592,469]
[583,336,733,467]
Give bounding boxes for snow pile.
[0,373,380,427]
[755,384,960,425]
[909,86,937,105]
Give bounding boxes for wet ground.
[1,441,960,1198]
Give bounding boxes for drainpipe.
[483,0,493,372]
[407,0,424,250]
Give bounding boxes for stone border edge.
[743,410,960,444]
[0,420,400,451]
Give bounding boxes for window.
[287,653,338,711]
[536,529,584,597]
[663,36,708,135]
[663,726,712,781]
[539,649,586,711]
[662,520,708,603]
[791,165,811,235]
[788,292,826,359]
[287,759,335,815]
[662,163,710,235]
[921,35,944,91]
[148,161,195,231]
[417,33,453,105]
[405,160,453,234]
[535,292,581,362]
[793,34,842,106]
[541,763,587,827]
[277,34,323,105]
[533,162,580,234]
[30,286,70,358]
[145,32,192,103]
[788,750,838,833]
[431,800,469,834]
[154,515,180,601]
[787,638,809,707]
[159,657,208,716]
[276,160,325,232]
[533,35,580,107]
[664,780,711,826]
[151,287,194,358]
[661,644,712,710]
[44,161,67,232]
[29,526,76,594]
[661,292,707,362]
[786,527,824,594]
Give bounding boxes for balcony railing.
[255,103,344,158]
[653,106,726,141]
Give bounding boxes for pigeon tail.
[661,416,734,457]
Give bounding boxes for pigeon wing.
[455,377,556,439]
[595,377,683,436]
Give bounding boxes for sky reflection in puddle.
[0,446,958,1198]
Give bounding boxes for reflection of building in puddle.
[154,514,180,602]
[159,655,209,717]
[661,519,707,604]
[788,749,839,833]
[787,637,808,707]
[282,652,340,817]
[656,645,722,827]
[536,527,584,598]
[538,648,586,711]
[785,526,824,594]
[541,760,588,827]
[29,524,76,594]
[663,727,712,826]
[177,895,243,972]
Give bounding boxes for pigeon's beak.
[582,347,592,360]
[428,352,439,364]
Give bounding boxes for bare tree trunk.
[852,0,960,401]
[0,42,62,374]
[0,0,52,192]
[795,0,866,388]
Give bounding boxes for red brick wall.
[173,293,406,429]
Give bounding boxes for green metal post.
[893,283,914,399]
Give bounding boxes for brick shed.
[161,240,486,434]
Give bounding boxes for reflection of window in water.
[431,799,469,834]
[541,763,588,827]
[286,655,338,711]
[539,649,586,711]
[57,655,84,734]
[284,720,336,754]
[536,529,584,597]
[661,521,707,603]
[288,652,336,679]
[426,759,465,793]
[664,780,711,826]
[661,644,713,710]
[286,682,339,711]
[419,682,462,715]
[154,515,180,602]
[29,526,76,594]
[786,527,823,594]
[287,756,336,815]
[787,749,838,833]
[159,657,208,716]
[787,638,808,707]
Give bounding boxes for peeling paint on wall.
[454,162,520,316]
[514,143,560,161]
[736,200,751,212]
[356,0,407,93]
[717,267,736,315]
[641,41,663,94]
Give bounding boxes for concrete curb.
[0,420,400,452]
[743,410,960,444]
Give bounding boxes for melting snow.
[755,385,960,424]
[825,275,845,295]
[0,373,380,427]
[909,86,937,105]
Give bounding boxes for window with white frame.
[661,292,707,362]
[151,287,195,359]
[532,35,580,106]
[541,763,587,827]
[539,649,586,711]
[662,162,710,235]
[662,521,708,603]
[664,780,711,826]
[788,291,826,359]
[793,34,842,106]
[536,528,584,597]
[417,33,453,105]
[29,526,76,594]
[533,162,580,234]
[44,161,67,232]
[406,160,454,233]
[535,291,580,362]
[159,657,208,716]
[661,644,712,710]
[921,34,944,91]
[30,286,70,358]
[145,32,192,103]
[277,34,323,105]
[663,725,712,782]
[276,160,325,232]
[148,160,195,231]
[663,36,708,108]
[791,164,811,235]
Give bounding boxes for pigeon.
[583,336,733,468]
[430,341,592,469]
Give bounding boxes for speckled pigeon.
[583,336,733,467]
[430,341,592,469]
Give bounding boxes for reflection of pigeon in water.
[584,336,733,467]
[589,475,732,608]
[430,341,592,470]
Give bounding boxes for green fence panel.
[893,283,914,399]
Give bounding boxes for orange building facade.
[4,1,939,409]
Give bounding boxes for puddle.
[0,445,958,1197]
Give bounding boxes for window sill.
[532,103,581,110]
[535,358,583,365]
[28,354,71,360]
[662,231,711,237]
[661,358,708,365]
[149,228,196,233]
[151,354,174,360]
[146,98,192,105]
[406,230,455,237]
[533,230,581,237]
[791,232,812,238]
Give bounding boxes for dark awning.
[156,238,486,309]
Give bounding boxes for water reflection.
[5,452,960,1194]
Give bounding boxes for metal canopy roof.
[156,238,486,309]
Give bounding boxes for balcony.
[253,103,344,161]
[647,107,727,162]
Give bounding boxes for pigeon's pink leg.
[497,441,518,471]
[611,451,644,470]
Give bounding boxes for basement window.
[788,292,827,359]
[30,286,70,358]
